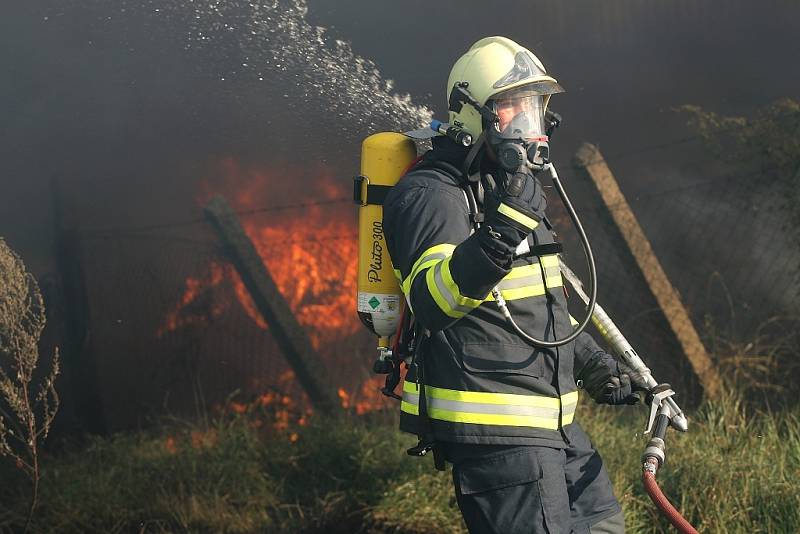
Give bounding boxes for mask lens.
[492,93,546,140]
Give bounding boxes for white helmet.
[447,36,564,143]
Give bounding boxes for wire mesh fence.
[58,134,799,431]
[70,204,388,432]
[557,145,799,405]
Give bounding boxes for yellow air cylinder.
[356,132,416,340]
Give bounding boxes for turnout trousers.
[443,423,624,534]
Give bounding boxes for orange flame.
[164,436,178,454]
[159,157,394,421]
[190,429,218,449]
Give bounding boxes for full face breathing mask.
[487,91,550,175]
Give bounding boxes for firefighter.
[383,36,637,534]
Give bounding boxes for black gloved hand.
[500,168,547,213]
[477,170,544,263]
[579,353,640,406]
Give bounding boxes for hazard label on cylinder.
[357,292,401,314]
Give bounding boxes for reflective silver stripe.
[430,260,474,317]
[561,391,579,423]
[543,266,561,279]
[403,391,420,406]
[427,397,560,419]
[498,273,544,290]
[402,382,579,428]
[401,244,458,295]
[401,388,420,415]
[403,251,451,293]
[487,261,562,301]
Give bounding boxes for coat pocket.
[459,341,545,377]
[455,447,542,495]
[454,447,569,533]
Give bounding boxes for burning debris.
[159,158,394,420]
[161,159,359,347]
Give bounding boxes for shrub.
[0,237,60,533]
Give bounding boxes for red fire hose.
[642,457,699,534]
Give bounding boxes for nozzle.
[671,413,689,432]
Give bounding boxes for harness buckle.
[406,440,434,457]
[406,440,445,470]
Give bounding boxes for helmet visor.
[490,91,546,140]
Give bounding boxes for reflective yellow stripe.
[401,381,578,429]
[402,381,579,405]
[561,390,579,424]
[406,257,443,293]
[441,257,484,308]
[404,259,441,293]
[403,247,563,313]
[561,390,579,407]
[485,256,563,301]
[401,244,456,294]
[393,268,402,282]
[426,265,465,318]
[502,263,541,280]
[403,381,420,393]
[545,275,563,287]
[487,284,546,301]
[400,400,419,415]
[424,383,560,408]
[497,202,539,230]
[569,315,579,327]
[426,257,484,319]
[540,255,559,268]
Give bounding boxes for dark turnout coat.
[383,137,606,448]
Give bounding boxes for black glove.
[579,352,640,406]
[477,170,544,264]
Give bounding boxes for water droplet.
[149,0,432,138]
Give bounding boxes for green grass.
[583,391,800,534]
[1,392,798,533]
[1,417,280,533]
